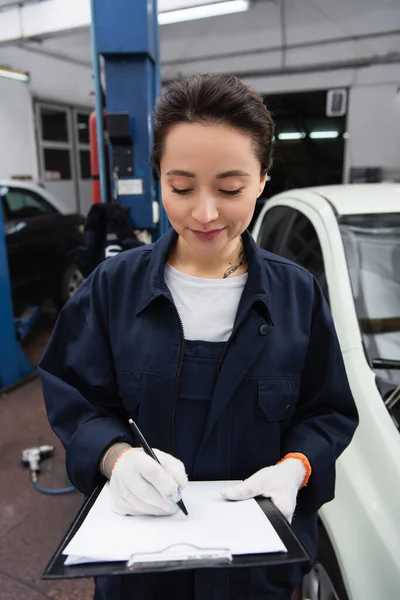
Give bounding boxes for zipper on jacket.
[163,294,186,456]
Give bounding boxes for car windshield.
[339,213,400,366]
[1,186,58,220]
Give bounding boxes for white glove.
[110,448,188,517]
[221,459,307,523]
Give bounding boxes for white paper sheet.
[63,481,287,565]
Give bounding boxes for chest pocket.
[258,377,300,421]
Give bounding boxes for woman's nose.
[192,195,219,224]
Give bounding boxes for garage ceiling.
[0,0,399,81]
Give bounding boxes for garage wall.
[160,0,400,182]
[0,45,93,187]
[0,0,399,184]
[0,45,93,107]
[0,77,37,180]
[245,62,400,184]
[344,65,400,182]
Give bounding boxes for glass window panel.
[79,150,91,180]
[44,148,72,180]
[286,213,328,298]
[258,206,292,253]
[77,113,90,145]
[340,214,400,365]
[41,107,69,142]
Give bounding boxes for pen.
[128,419,189,517]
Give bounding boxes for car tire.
[53,263,84,309]
[300,521,349,600]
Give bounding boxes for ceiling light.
[310,131,339,139]
[277,132,305,141]
[0,67,30,83]
[158,0,250,25]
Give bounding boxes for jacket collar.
[136,228,273,325]
[136,227,177,315]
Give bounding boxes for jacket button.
[285,404,291,413]
[259,324,268,335]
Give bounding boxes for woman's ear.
[258,173,268,198]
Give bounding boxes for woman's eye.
[220,188,244,196]
[171,187,192,195]
[170,187,243,196]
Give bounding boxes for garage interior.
[1,1,400,599]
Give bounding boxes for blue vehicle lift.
[1,0,165,387]
[91,0,169,237]
[0,205,33,388]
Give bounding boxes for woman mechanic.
[39,73,359,600]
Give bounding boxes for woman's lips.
[191,228,225,241]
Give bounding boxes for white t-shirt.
[164,264,248,342]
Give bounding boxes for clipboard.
[42,484,310,579]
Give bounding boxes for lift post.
[0,203,32,388]
[92,0,169,239]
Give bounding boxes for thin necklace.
[223,239,247,279]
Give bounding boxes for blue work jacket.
[39,228,358,600]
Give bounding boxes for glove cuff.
[279,453,312,488]
[100,443,132,479]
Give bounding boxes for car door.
[2,185,64,293]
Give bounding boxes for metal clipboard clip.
[127,543,233,572]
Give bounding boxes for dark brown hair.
[152,73,275,177]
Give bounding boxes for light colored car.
[252,184,400,600]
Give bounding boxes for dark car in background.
[1,180,85,315]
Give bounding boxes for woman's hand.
[109,448,188,517]
[221,458,308,523]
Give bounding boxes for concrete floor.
[0,314,94,600]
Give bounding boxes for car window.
[258,206,294,254]
[260,205,329,301]
[1,187,58,220]
[340,213,400,368]
[280,209,329,300]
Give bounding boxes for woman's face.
[160,122,267,256]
